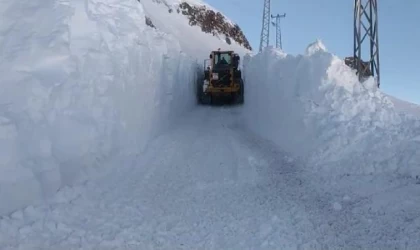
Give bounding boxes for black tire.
[202,94,211,105]
[235,78,244,104]
[196,75,206,105]
[196,81,202,104]
[240,79,244,104]
[197,82,212,105]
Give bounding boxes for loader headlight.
[212,73,218,80]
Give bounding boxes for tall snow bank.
[243,41,420,178]
[0,0,197,215]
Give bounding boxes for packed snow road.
[1,106,419,249]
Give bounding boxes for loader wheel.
[196,79,205,105]
[196,83,211,105]
[234,79,244,104]
[201,93,211,105]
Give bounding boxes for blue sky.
[205,0,420,104]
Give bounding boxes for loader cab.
[209,51,238,68]
[214,52,231,67]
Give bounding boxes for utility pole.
[271,13,286,49]
[353,0,380,87]
[259,0,271,52]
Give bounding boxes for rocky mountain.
[141,0,252,51]
[177,2,252,50]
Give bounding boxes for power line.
[271,13,286,49]
[259,0,271,52]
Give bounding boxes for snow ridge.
[243,42,420,178]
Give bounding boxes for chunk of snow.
[332,202,342,211]
[343,195,351,202]
[305,39,327,56]
[10,211,24,221]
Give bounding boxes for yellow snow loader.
[196,49,244,105]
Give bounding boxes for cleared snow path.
[1,107,420,249]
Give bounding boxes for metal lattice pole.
[259,0,271,52]
[354,0,380,87]
[271,13,286,49]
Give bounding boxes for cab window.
[215,53,231,65]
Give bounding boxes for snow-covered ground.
[2,107,420,249]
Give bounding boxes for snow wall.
[242,42,420,178]
[0,0,198,215]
